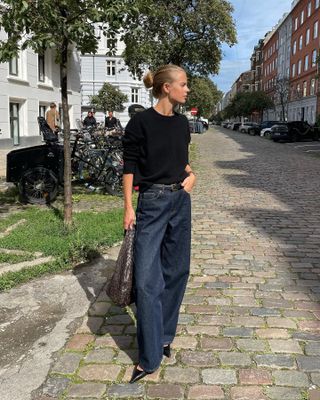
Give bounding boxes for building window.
[293,40,297,54]
[312,49,317,66]
[131,88,139,103]
[298,59,302,74]
[299,34,303,50]
[306,28,310,44]
[292,63,296,77]
[9,57,18,76]
[106,35,117,50]
[305,54,309,70]
[310,78,316,95]
[38,54,45,82]
[301,10,305,24]
[297,83,301,96]
[295,17,298,30]
[39,105,47,135]
[303,81,307,96]
[316,0,319,9]
[106,60,116,76]
[308,2,312,16]
[9,102,20,145]
[314,21,319,38]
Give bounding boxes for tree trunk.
[60,38,73,227]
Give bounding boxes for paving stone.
[202,369,237,384]
[147,384,184,399]
[256,328,290,339]
[311,373,320,386]
[268,339,303,354]
[164,367,199,383]
[230,386,267,400]
[254,354,295,369]
[187,305,218,313]
[122,366,161,383]
[239,369,272,385]
[223,327,253,337]
[52,352,82,374]
[107,383,145,398]
[78,364,121,381]
[115,349,139,364]
[298,320,320,331]
[231,316,265,328]
[198,315,231,325]
[236,339,267,352]
[88,302,111,316]
[265,387,302,400]
[305,342,320,356]
[84,348,115,363]
[251,308,281,317]
[266,317,297,329]
[95,335,133,349]
[186,325,220,336]
[65,334,94,351]
[297,356,320,371]
[67,383,106,398]
[310,389,320,400]
[180,350,219,367]
[178,314,195,324]
[99,324,124,335]
[272,370,309,387]
[292,332,320,341]
[187,385,224,399]
[219,352,252,366]
[201,337,233,351]
[173,336,198,349]
[42,377,70,397]
[76,316,105,334]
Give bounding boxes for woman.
[122,64,196,383]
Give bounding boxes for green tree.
[186,77,222,118]
[122,0,237,77]
[225,91,274,120]
[90,83,128,113]
[0,0,133,226]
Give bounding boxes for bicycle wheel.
[20,166,58,204]
[103,167,123,196]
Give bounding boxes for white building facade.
[80,31,152,126]
[0,30,81,148]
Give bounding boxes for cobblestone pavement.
[35,128,320,400]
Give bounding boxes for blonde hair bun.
[143,71,154,89]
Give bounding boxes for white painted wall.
[0,30,81,148]
[80,30,152,126]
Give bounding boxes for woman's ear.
[163,82,171,94]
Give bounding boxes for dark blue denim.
[134,185,191,372]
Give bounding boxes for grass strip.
[0,206,124,291]
[0,253,34,264]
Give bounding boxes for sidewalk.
[6,128,320,399]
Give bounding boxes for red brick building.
[288,0,319,123]
[262,29,279,120]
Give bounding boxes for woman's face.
[165,71,189,104]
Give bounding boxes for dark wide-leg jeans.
[134,185,191,372]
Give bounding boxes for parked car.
[260,122,287,139]
[189,119,204,133]
[222,121,230,128]
[271,121,320,142]
[230,122,241,131]
[248,120,279,136]
[239,122,259,133]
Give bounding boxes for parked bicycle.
[6,117,124,204]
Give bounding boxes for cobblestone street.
[36,127,320,400]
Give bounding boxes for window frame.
[106,60,116,76]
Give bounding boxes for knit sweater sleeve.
[122,114,143,174]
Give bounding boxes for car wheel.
[20,166,59,204]
[240,129,245,133]
[265,131,271,139]
[291,131,298,142]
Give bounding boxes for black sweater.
[123,107,190,189]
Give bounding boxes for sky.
[212,0,293,93]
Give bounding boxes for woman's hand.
[182,173,196,193]
[124,206,135,230]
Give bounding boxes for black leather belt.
[151,183,183,191]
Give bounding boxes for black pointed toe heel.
[129,366,150,384]
[163,344,171,358]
